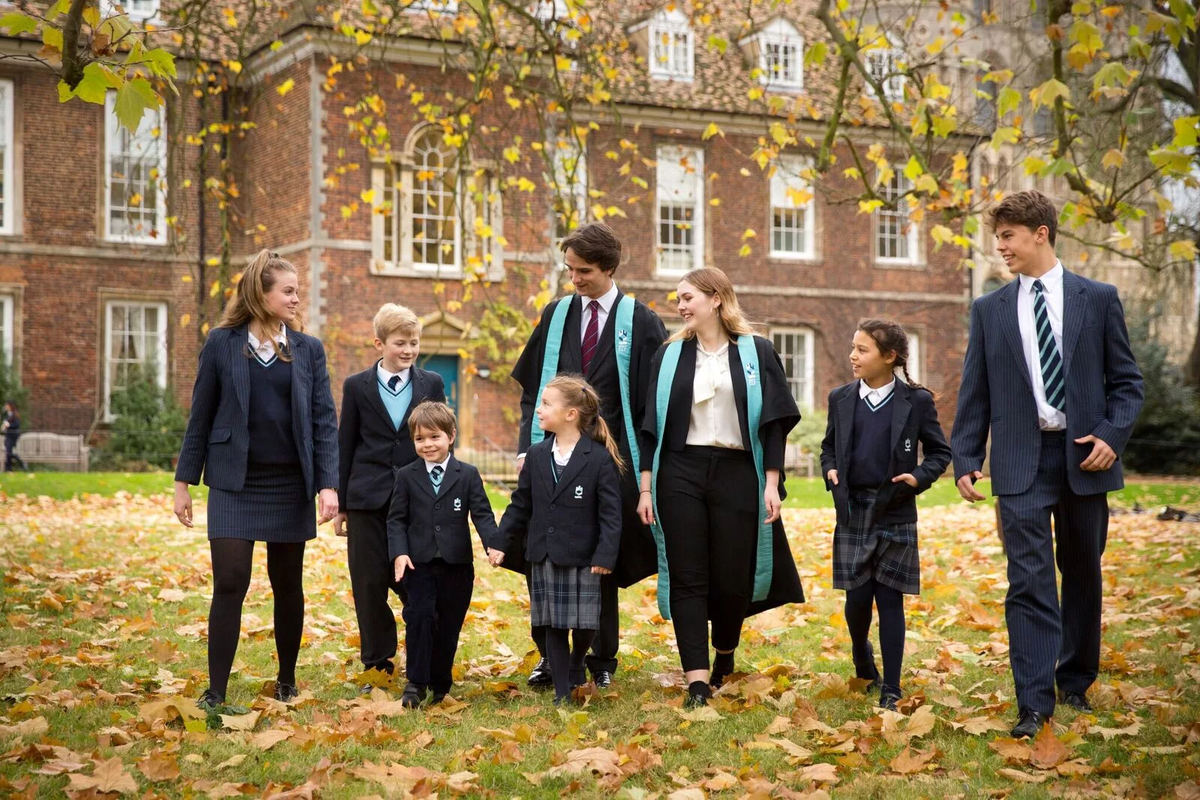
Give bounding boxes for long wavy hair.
[544,374,626,474]
[666,267,756,344]
[216,249,301,361]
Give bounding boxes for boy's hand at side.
[591,566,612,575]
[488,549,505,567]
[826,469,839,486]
[394,555,414,582]
[332,512,348,537]
[956,471,985,502]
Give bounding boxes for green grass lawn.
[0,488,1197,798]
[5,470,1199,512]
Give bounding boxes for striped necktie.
[388,374,404,392]
[430,465,444,494]
[581,300,601,374]
[1032,280,1066,412]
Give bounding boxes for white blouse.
[686,341,744,450]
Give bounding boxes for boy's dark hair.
[989,190,1058,246]
[560,221,624,274]
[407,400,457,438]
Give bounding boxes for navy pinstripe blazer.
[951,271,1143,496]
[174,325,340,497]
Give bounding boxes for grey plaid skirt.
[528,559,602,630]
[832,488,921,595]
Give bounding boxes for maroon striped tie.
[581,300,601,374]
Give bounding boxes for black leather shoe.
[710,651,735,689]
[273,682,300,703]
[401,682,427,709]
[1012,708,1051,739]
[684,680,711,709]
[592,670,613,689]
[879,687,902,712]
[198,688,224,710]
[1058,690,1092,712]
[527,658,553,688]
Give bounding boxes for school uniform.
[511,286,666,676]
[387,455,497,693]
[494,435,623,631]
[952,264,1143,718]
[820,379,952,595]
[338,361,446,673]
[639,335,804,674]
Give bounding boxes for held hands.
[591,566,612,575]
[393,555,414,582]
[892,473,918,488]
[826,469,839,486]
[763,485,781,524]
[488,549,506,567]
[1076,435,1117,472]
[332,512,348,537]
[317,489,339,525]
[956,471,985,503]
[173,482,193,528]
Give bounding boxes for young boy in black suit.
[388,401,498,707]
[335,304,446,687]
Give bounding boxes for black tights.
[207,539,306,699]
[844,578,906,692]
[538,626,596,701]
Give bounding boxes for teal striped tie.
[1033,280,1065,412]
[430,465,444,494]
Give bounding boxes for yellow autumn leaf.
[277,79,295,96]
[210,281,221,297]
[228,61,242,74]
[179,314,191,328]
[1101,149,1125,170]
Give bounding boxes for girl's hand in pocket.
[892,473,918,488]
[591,566,612,575]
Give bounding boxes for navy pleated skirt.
[207,462,316,543]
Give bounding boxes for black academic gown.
[639,334,806,617]
[509,291,667,586]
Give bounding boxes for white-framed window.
[105,94,167,243]
[866,47,906,103]
[406,0,459,14]
[656,144,704,275]
[549,134,588,259]
[0,79,13,235]
[876,169,918,264]
[647,8,694,80]
[902,330,922,383]
[772,327,815,411]
[104,0,160,21]
[0,294,13,365]
[104,301,168,421]
[770,155,815,259]
[740,18,803,90]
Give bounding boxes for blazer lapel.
[288,332,309,444]
[437,455,463,498]
[559,297,584,373]
[666,338,698,439]
[536,442,558,498]
[231,326,251,420]
[413,463,439,500]
[362,361,396,431]
[998,281,1034,391]
[585,297,621,377]
[398,369,425,432]
[889,380,911,455]
[836,383,857,475]
[551,436,592,500]
[1061,270,1086,378]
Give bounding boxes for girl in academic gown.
[637,267,804,708]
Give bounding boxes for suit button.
[550,503,556,510]
[393,466,400,473]
[435,525,442,532]
[435,503,441,510]
[395,438,402,444]
[547,526,554,534]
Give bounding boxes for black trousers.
[348,505,408,673]
[658,446,759,673]
[401,559,474,692]
[997,431,1109,716]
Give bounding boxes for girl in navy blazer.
[820,319,951,711]
[173,250,340,709]
[489,375,623,704]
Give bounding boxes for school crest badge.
[745,364,758,386]
[454,497,462,511]
[904,438,912,453]
[617,328,631,354]
[574,485,584,499]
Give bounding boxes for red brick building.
[0,0,970,462]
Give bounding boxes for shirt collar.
[859,377,896,402]
[1018,261,1064,295]
[377,362,411,384]
[583,282,620,314]
[425,455,451,473]
[551,438,576,462]
[247,324,288,350]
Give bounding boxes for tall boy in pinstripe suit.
[951,191,1143,738]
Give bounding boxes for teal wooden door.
[420,354,459,411]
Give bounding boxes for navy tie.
[388,374,404,392]
[1033,280,1065,412]
[430,465,444,494]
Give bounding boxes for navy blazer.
[338,362,446,511]
[387,455,498,564]
[820,380,952,526]
[493,435,623,571]
[174,325,340,497]
[951,271,1144,496]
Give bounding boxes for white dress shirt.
[247,325,288,362]
[686,340,744,450]
[551,438,576,468]
[377,363,411,391]
[580,282,620,340]
[425,455,451,474]
[858,376,896,406]
[1017,261,1067,430]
